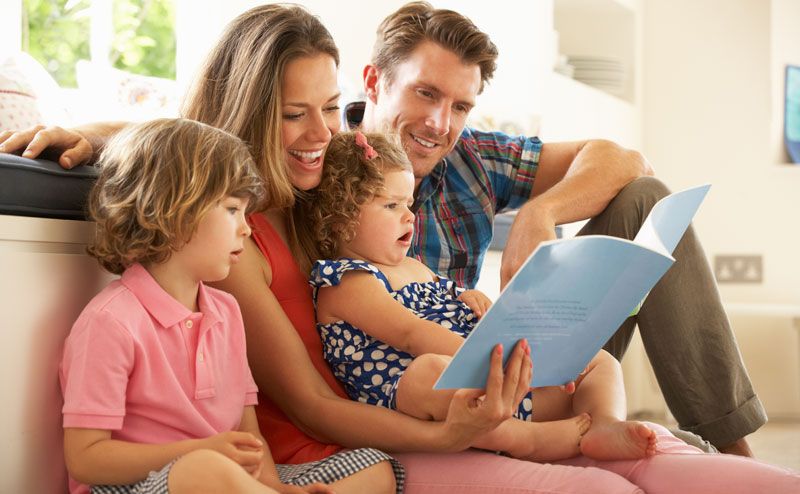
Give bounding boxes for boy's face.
[339,169,416,267]
[175,196,252,283]
[368,41,482,182]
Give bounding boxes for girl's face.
[281,53,341,191]
[339,169,416,266]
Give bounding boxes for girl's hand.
[0,125,93,169]
[200,431,264,475]
[457,289,492,319]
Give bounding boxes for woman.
[2,4,798,493]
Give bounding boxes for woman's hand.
[442,339,532,450]
[457,289,493,319]
[0,125,94,169]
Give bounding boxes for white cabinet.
[0,215,113,494]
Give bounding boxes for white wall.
[643,0,800,305]
[0,1,22,53]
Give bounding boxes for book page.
[434,184,710,389]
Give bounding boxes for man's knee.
[617,176,671,208]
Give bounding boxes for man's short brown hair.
[372,1,498,93]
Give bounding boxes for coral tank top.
[248,213,347,464]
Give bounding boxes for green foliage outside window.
[22,0,91,88]
[22,0,176,88]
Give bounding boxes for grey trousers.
[577,176,767,448]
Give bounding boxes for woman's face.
[281,53,341,191]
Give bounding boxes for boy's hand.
[457,289,492,319]
[201,431,264,476]
[274,482,336,493]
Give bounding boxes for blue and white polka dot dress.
[310,258,533,421]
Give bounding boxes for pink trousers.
[392,423,799,494]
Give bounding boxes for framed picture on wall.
[786,65,800,164]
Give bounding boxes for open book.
[434,184,711,389]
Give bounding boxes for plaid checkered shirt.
[345,102,542,288]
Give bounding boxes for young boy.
[59,118,335,494]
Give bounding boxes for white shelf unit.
[538,0,643,148]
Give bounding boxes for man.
[346,1,764,456]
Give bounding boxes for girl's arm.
[63,427,263,486]
[316,271,465,357]
[211,237,530,454]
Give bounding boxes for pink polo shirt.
[60,263,258,493]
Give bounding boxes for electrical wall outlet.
[714,255,763,283]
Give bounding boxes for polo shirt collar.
[121,263,223,329]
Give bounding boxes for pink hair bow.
[355,131,378,160]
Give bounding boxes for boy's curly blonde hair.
[88,118,265,274]
[305,131,412,261]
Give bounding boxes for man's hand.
[500,203,557,290]
[457,289,492,319]
[0,125,94,169]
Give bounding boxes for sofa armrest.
[0,152,99,220]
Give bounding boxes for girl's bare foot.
[580,421,658,460]
[508,413,592,462]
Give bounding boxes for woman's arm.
[212,237,531,454]
[316,272,464,357]
[0,121,129,168]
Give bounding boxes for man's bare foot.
[508,413,591,462]
[580,421,658,460]
[718,437,755,457]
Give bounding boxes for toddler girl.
[306,131,658,462]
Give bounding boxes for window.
[22,0,175,88]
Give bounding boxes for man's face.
[370,41,482,181]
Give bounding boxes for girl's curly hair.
[87,118,265,274]
[303,131,412,261]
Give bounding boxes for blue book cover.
[434,184,711,389]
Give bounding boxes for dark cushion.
[0,152,99,220]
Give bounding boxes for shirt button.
[198,353,204,362]
[186,320,193,328]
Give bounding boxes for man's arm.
[0,121,129,168]
[500,139,654,288]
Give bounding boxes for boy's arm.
[238,407,336,494]
[317,272,465,357]
[64,427,264,486]
[238,406,279,487]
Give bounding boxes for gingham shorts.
[277,448,405,493]
[90,448,404,493]
[90,460,174,494]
